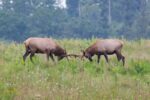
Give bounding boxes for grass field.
[0,39,150,100]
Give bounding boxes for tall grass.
[0,39,150,100]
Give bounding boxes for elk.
[81,39,125,65]
[23,37,69,62]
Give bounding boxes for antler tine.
[79,44,83,51]
[66,54,82,58]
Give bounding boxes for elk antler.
[66,54,82,58]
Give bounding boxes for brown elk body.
[23,37,67,62]
[82,39,125,65]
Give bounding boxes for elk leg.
[116,51,125,66]
[104,53,109,63]
[30,53,35,63]
[88,57,93,62]
[115,51,122,61]
[122,55,125,66]
[23,50,30,62]
[50,54,55,62]
[97,54,101,63]
[46,49,51,61]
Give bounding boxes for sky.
[0,0,67,9]
[54,0,67,9]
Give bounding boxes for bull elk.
[81,39,125,65]
[23,37,70,62]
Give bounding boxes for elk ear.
[81,50,85,55]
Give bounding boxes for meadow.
[0,39,150,100]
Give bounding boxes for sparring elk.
[81,39,125,65]
[23,37,69,62]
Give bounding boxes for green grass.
[0,39,150,100]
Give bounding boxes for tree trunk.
[108,0,112,25]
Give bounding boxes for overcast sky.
[54,0,67,9]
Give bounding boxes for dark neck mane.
[54,46,65,56]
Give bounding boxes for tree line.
[0,0,150,41]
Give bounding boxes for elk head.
[81,50,93,62]
[57,49,68,61]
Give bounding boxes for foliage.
[0,0,150,41]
